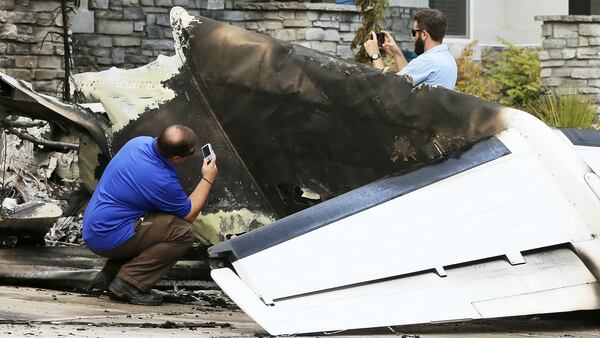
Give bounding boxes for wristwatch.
[370,52,381,61]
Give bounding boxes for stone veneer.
[0,0,69,95]
[72,0,425,72]
[0,0,427,97]
[537,15,600,103]
[202,2,423,59]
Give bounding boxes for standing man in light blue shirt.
[363,9,457,90]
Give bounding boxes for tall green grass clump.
[528,93,598,129]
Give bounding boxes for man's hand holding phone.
[379,31,401,57]
[363,31,381,58]
[201,143,218,185]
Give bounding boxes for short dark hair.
[413,9,448,42]
[157,125,198,158]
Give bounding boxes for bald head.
[157,125,198,158]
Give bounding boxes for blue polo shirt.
[399,44,457,90]
[82,136,192,251]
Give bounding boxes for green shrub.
[527,93,597,129]
[488,40,541,109]
[455,41,500,101]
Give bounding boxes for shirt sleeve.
[398,56,434,87]
[151,178,192,219]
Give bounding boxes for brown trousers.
[92,213,194,291]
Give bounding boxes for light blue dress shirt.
[398,44,457,90]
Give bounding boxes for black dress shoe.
[91,258,128,292]
[91,270,113,292]
[108,277,163,306]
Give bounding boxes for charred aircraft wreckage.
[0,5,599,335]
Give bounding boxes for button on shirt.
[83,136,192,251]
[399,44,457,90]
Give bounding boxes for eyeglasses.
[411,29,424,37]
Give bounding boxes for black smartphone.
[376,32,385,46]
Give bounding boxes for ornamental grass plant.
[527,92,598,129]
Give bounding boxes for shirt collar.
[423,44,448,55]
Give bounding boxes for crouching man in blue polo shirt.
[363,9,457,90]
[83,125,218,306]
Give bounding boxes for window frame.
[429,0,471,39]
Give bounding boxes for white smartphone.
[201,143,214,162]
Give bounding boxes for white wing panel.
[214,248,598,335]
[234,128,592,302]
[211,110,600,335]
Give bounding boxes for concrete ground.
[1,285,600,337]
[0,286,262,337]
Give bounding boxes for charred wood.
[0,120,47,129]
[4,127,78,153]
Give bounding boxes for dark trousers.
[92,213,194,291]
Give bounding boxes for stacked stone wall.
[537,15,600,103]
[72,1,425,73]
[200,2,422,59]
[0,0,69,96]
[0,0,427,96]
